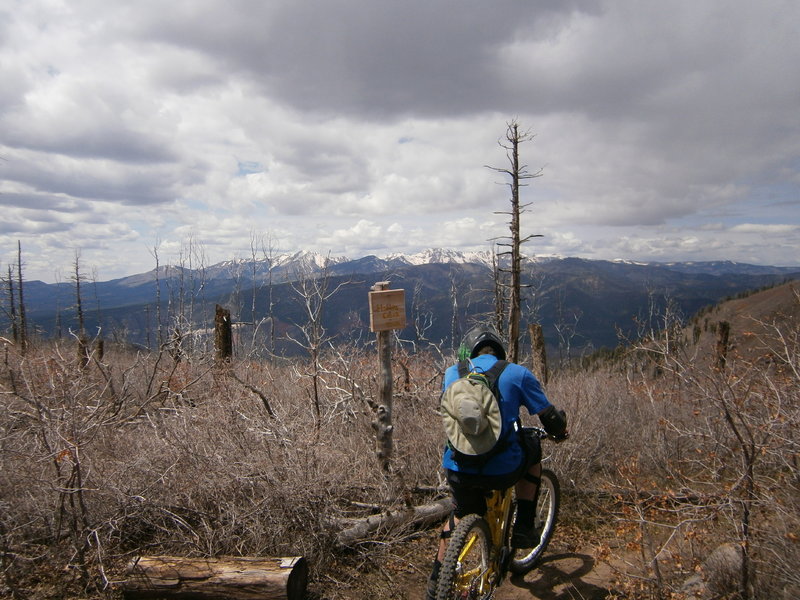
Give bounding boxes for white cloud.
[1,0,798,281]
[730,224,798,234]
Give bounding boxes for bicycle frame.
[451,486,515,596]
[440,426,562,599]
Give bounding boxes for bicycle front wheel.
[510,468,560,574]
[436,513,493,600]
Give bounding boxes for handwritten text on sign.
[369,289,406,332]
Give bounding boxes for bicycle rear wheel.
[510,468,560,574]
[436,514,493,600]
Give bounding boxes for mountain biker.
[427,327,568,600]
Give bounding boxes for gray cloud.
[0,0,798,281]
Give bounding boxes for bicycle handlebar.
[520,425,569,443]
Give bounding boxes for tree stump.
[528,323,549,385]
[122,555,308,600]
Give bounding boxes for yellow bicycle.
[435,427,561,600]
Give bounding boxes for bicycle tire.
[436,514,493,600]
[510,468,560,574]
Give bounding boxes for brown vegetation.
[0,283,798,599]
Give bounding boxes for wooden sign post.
[368,282,406,473]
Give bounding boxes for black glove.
[540,405,568,440]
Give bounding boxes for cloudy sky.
[1,0,798,282]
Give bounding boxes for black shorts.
[446,434,541,518]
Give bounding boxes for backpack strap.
[482,359,509,393]
[456,360,470,378]
[456,359,508,382]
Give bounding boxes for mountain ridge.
[11,250,800,356]
[105,250,800,288]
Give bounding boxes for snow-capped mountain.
[205,248,497,281]
[104,249,800,291]
[386,248,494,267]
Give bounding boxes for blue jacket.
[442,354,551,475]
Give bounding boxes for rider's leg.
[427,511,456,599]
[515,461,541,501]
[436,511,457,561]
[511,462,542,548]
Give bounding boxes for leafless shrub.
[593,293,800,599]
[1,290,796,600]
[0,338,446,596]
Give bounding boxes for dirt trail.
[326,497,628,599]
[495,548,618,599]
[392,537,622,600]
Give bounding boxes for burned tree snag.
[16,241,27,353]
[486,121,542,362]
[528,323,549,385]
[716,320,731,371]
[215,304,233,362]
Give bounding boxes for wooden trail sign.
[368,284,406,332]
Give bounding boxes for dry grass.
[1,290,797,600]
[0,341,445,597]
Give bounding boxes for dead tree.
[491,246,506,337]
[486,120,542,362]
[215,304,233,362]
[5,265,18,345]
[528,323,549,385]
[16,241,27,352]
[72,251,89,367]
[716,320,731,371]
[287,256,349,428]
[149,240,165,348]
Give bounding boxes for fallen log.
[336,497,452,547]
[122,555,307,600]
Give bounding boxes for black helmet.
[458,327,507,361]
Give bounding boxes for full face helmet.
[457,327,507,361]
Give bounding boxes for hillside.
[683,280,800,367]
[0,267,798,599]
[9,252,800,357]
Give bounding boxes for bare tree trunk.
[507,123,522,362]
[449,272,460,349]
[215,305,233,362]
[151,242,164,348]
[265,233,279,354]
[73,252,89,368]
[716,320,731,371]
[528,323,549,385]
[16,241,27,353]
[491,246,505,336]
[6,265,18,345]
[335,498,452,546]
[486,121,542,362]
